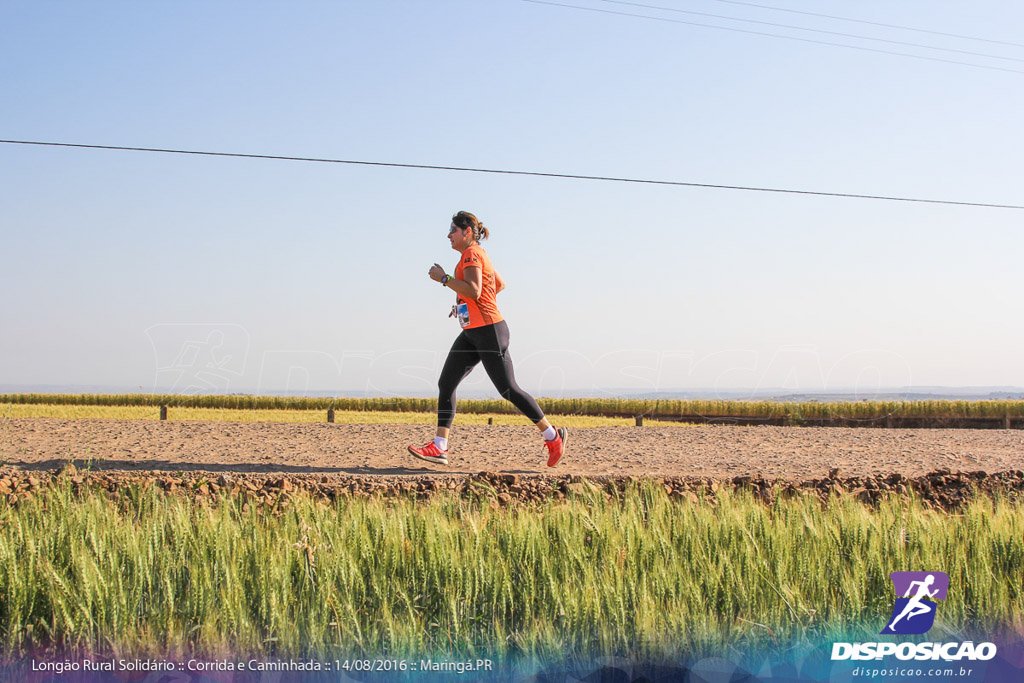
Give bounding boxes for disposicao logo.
[881,571,949,635]
[831,570,997,662]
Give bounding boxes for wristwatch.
[441,274,451,286]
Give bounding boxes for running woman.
[887,574,940,632]
[408,211,567,467]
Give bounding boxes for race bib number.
[456,303,470,328]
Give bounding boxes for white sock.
[434,436,448,451]
[542,426,557,441]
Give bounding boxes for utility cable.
[705,0,1024,50]
[597,0,1024,64]
[523,0,1024,76]
[3,139,1022,211]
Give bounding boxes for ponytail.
[452,210,489,242]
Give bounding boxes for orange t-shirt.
[454,244,503,329]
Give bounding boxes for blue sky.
[2,1,1022,398]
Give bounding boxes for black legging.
[437,320,545,428]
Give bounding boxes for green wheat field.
[4,393,1024,419]
[1,479,1021,663]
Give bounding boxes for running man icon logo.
[881,571,950,635]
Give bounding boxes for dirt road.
[2,418,1022,482]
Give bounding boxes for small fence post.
[1006,413,1012,430]
[159,405,167,420]
[635,416,643,426]
[327,408,335,423]
[488,417,494,425]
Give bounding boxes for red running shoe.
[408,441,448,466]
[544,427,568,467]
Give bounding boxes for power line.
[705,0,1024,50]
[597,0,1024,64]
[2,139,1022,211]
[522,0,1024,76]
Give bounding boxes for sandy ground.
[2,418,1022,482]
